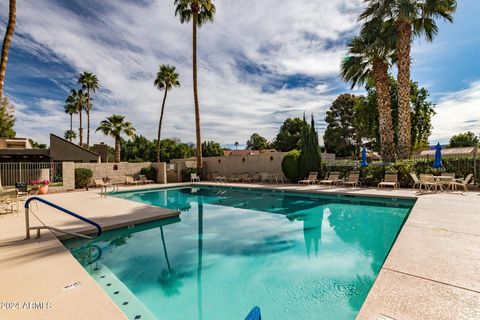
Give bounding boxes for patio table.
[432,176,455,192]
[100,183,120,198]
[266,173,284,184]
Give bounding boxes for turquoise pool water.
[63,186,414,320]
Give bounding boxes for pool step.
[90,262,157,320]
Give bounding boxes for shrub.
[140,166,156,182]
[181,168,197,182]
[282,150,301,182]
[75,168,93,189]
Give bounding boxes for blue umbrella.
[361,145,368,167]
[433,143,443,168]
[244,306,261,320]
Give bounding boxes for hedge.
[74,168,93,189]
[281,150,301,182]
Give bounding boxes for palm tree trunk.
[157,88,168,162]
[86,88,91,147]
[114,136,121,163]
[0,0,16,98]
[372,59,395,162]
[396,20,412,159]
[192,10,203,173]
[79,110,83,146]
[70,114,73,131]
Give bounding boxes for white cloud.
[3,0,366,146]
[430,81,480,143]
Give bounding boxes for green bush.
[75,168,93,189]
[140,166,157,182]
[181,168,197,182]
[282,150,301,182]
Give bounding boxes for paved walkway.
[0,182,479,319]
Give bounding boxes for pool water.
[63,186,414,320]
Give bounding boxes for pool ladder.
[24,197,103,240]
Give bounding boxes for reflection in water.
[65,186,412,320]
[197,198,204,320]
[157,226,183,296]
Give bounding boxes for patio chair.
[378,173,399,190]
[0,189,19,215]
[139,175,154,184]
[125,175,141,185]
[410,172,421,190]
[242,173,257,183]
[93,178,108,188]
[419,174,437,191]
[228,173,242,183]
[448,174,473,192]
[190,173,200,182]
[319,172,341,186]
[343,172,359,187]
[298,172,318,185]
[211,172,226,183]
[259,173,271,183]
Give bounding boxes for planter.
[37,185,49,195]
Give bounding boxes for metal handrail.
[24,197,102,240]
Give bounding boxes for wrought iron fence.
[0,162,63,187]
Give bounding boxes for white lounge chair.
[319,172,341,186]
[139,175,154,184]
[298,172,318,185]
[378,173,399,190]
[125,175,141,185]
[190,173,200,182]
[448,174,473,192]
[343,172,359,187]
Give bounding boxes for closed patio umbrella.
[361,146,368,167]
[433,143,443,168]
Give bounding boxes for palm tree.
[234,142,239,150]
[66,89,87,146]
[174,0,216,172]
[79,72,100,148]
[361,0,457,159]
[0,0,16,98]
[154,65,181,162]
[64,129,77,142]
[64,100,78,132]
[96,114,136,163]
[341,19,397,161]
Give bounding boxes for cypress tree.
[299,114,321,179]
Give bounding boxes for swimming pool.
[63,186,414,320]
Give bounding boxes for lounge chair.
[211,172,226,183]
[378,173,399,190]
[319,172,341,186]
[139,175,154,184]
[190,173,200,182]
[343,172,359,187]
[259,173,271,183]
[93,178,108,188]
[228,173,242,183]
[298,172,318,185]
[419,174,437,191]
[241,173,257,183]
[448,174,473,192]
[410,172,421,190]
[125,175,141,185]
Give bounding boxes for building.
[418,146,478,158]
[0,134,100,163]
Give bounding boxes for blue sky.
[0,0,479,147]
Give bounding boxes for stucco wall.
[203,153,287,179]
[74,162,152,184]
[62,162,75,191]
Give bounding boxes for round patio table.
[432,176,454,192]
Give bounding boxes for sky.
[0,0,479,148]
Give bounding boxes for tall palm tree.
[96,114,136,163]
[64,129,77,142]
[79,72,100,148]
[0,0,16,98]
[174,0,216,172]
[341,19,397,161]
[64,100,78,132]
[234,142,239,150]
[154,65,181,162]
[66,89,87,146]
[361,0,457,159]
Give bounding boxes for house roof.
[50,134,100,156]
[419,147,477,156]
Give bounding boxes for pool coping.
[1,182,479,319]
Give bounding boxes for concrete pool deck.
[0,182,479,319]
